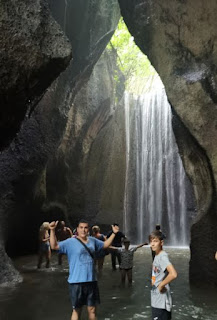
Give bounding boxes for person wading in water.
[49,219,119,320]
[55,220,73,265]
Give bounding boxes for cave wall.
[82,83,126,230]
[0,0,72,285]
[118,0,217,285]
[0,0,120,284]
[45,49,126,231]
[2,0,216,288]
[0,0,72,149]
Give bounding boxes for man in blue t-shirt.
[49,219,119,320]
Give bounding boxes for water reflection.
[0,248,216,319]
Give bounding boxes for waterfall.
[64,0,68,32]
[123,93,130,238]
[124,76,190,245]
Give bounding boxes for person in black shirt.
[107,223,126,270]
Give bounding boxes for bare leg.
[71,308,82,320]
[45,249,51,268]
[127,269,133,285]
[121,269,126,285]
[117,251,121,268]
[37,252,43,269]
[87,306,97,320]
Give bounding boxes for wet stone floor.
[0,247,216,320]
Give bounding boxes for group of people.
[92,224,149,284]
[37,220,177,320]
[37,220,73,269]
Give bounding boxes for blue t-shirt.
[58,237,104,283]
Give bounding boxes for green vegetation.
[107,18,157,93]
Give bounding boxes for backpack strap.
[76,237,95,260]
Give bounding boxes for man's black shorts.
[152,307,171,320]
[69,281,100,309]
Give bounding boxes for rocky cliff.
[118,0,217,285]
[45,49,126,232]
[0,0,120,285]
[0,0,72,149]
[1,0,217,287]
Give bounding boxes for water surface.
[0,248,216,319]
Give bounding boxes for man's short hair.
[149,231,164,242]
[77,219,89,227]
[113,223,119,227]
[92,225,100,233]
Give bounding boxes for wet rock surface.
[0,0,72,149]
[46,49,126,228]
[0,246,22,285]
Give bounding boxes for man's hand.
[111,224,119,234]
[49,221,58,230]
[103,226,119,249]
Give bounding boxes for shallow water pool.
[0,248,216,320]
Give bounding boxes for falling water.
[124,76,190,245]
[63,0,68,32]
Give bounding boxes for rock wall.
[0,0,71,285]
[45,49,126,231]
[2,0,216,287]
[118,0,217,285]
[0,0,72,149]
[0,0,120,284]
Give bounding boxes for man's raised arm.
[103,225,119,249]
[136,242,148,249]
[49,221,60,250]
